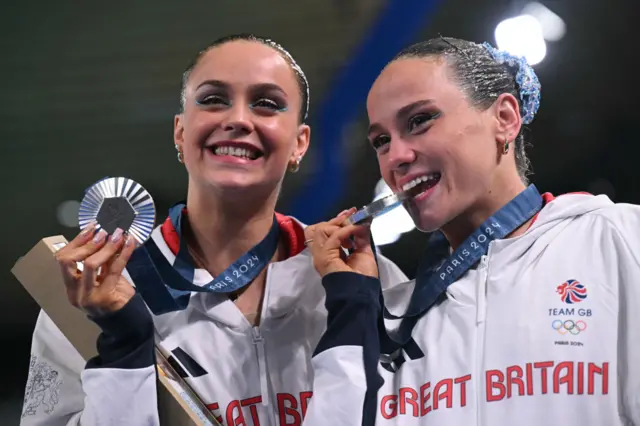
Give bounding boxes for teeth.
[401,173,440,191]
[213,146,258,159]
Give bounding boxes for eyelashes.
[371,135,391,150]
[195,94,287,112]
[408,112,438,132]
[195,94,228,107]
[250,98,287,112]
[371,111,441,152]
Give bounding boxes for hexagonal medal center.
[96,197,136,234]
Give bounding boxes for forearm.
[305,272,383,426]
[80,293,159,425]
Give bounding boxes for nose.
[221,103,254,135]
[386,139,416,174]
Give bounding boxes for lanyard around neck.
[127,203,281,315]
[379,184,544,352]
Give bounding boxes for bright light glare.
[495,15,547,65]
[370,179,415,246]
[522,2,566,42]
[57,200,81,228]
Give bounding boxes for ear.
[174,114,184,149]
[290,124,311,164]
[493,93,522,146]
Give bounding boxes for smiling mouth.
[401,172,441,197]
[208,144,264,160]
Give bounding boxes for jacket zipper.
[252,326,270,408]
[476,255,489,426]
[253,326,278,426]
[252,263,276,425]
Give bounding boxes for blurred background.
[1,0,638,421]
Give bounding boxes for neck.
[441,177,529,251]
[184,182,280,276]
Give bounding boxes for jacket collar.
[160,210,306,259]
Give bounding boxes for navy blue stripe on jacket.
[86,293,156,370]
[315,272,383,426]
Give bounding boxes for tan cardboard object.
[12,236,221,426]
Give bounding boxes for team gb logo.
[556,279,587,304]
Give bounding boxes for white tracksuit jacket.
[304,192,640,425]
[19,213,408,426]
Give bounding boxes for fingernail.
[80,222,96,236]
[93,229,107,244]
[110,228,123,243]
[124,234,136,247]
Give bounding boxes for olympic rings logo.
[552,320,587,335]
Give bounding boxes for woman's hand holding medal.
[304,208,379,280]
[55,223,137,317]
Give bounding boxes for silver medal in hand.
[79,177,156,245]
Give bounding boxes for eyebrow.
[367,99,435,137]
[195,79,287,97]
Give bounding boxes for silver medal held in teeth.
[344,175,438,226]
[344,188,416,225]
[344,192,408,225]
[78,177,156,245]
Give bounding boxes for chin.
[199,171,255,190]
[413,215,447,233]
[205,169,280,196]
[406,202,449,233]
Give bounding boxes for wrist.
[85,292,135,318]
[320,265,353,277]
[89,293,153,341]
[86,293,155,369]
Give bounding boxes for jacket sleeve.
[603,204,640,424]
[304,255,408,426]
[20,294,160,426]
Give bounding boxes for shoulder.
[555,197,640,268]
[589,202,640,267]
[542,192,640,238]
[588,201,640,230]
[573,197,640,242]
[544,191,640,225]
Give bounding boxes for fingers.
[81,228,126,289]
[55,222,95,268]
[64,221,98,251]
[56,228,108,268]
[349,224,373,254]
[324,224,370,253]
[304,207,356,244]
[307,221,371,257]
[327,207,357,226]
[56,226,109,286]
[102,234,137,281]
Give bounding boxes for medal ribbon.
[127,203,280,314]
[379,184,543,352]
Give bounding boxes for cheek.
[377,156,396,188]
[257,119,297,155]
[260,120,287,141]
[445,137,495,185]
[183,114,213,146]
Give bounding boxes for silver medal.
[344,186,423,225]
[78,177,156,245]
